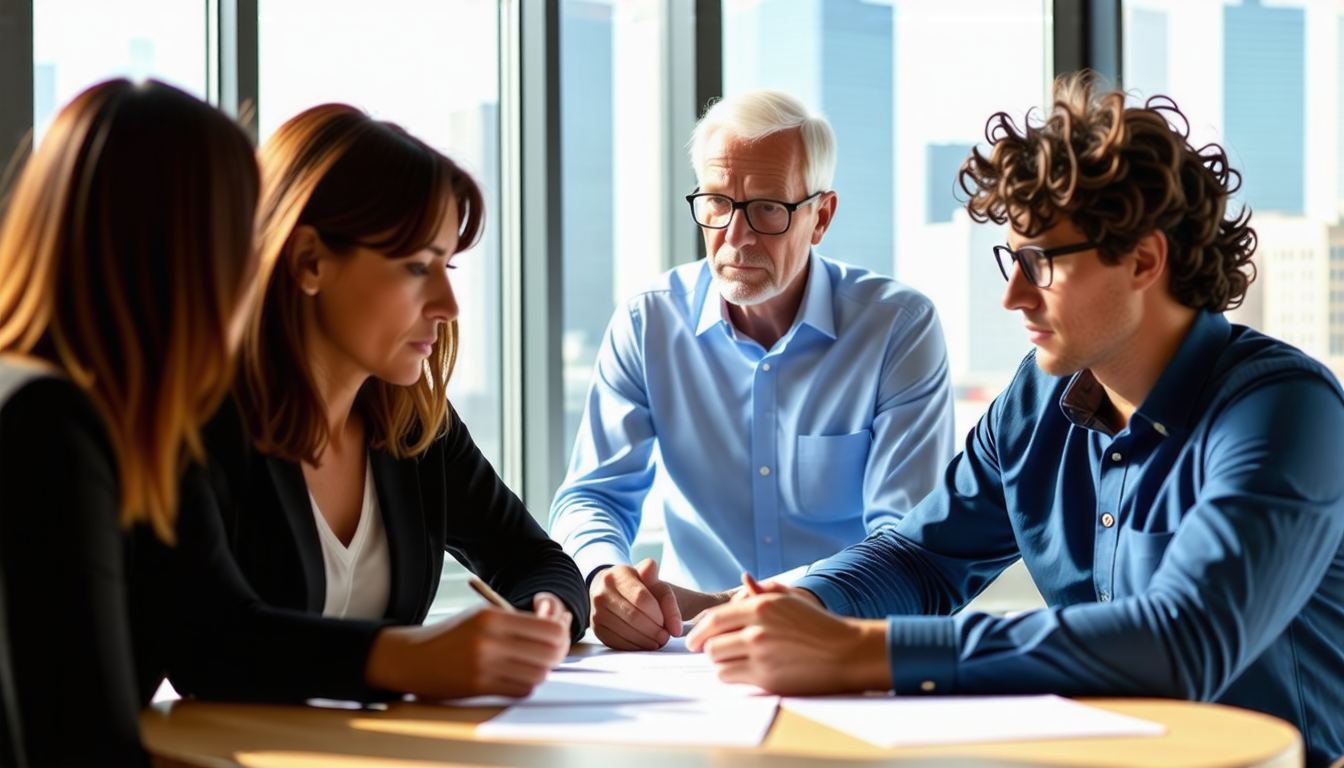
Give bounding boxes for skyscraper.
[560,0,617,447]
[1224,0,1306,215]
[725,0,895,276]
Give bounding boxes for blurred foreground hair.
[0,79,259,542]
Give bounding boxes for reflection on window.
[1123,0,1344,378]
[559,0,682,561]
[723,0,1042,440]
[32,0,207,146]
[259,0,501,618]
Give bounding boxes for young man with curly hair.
[688,73,1344,768]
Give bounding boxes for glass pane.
[1124,0,1343,376]
[723,0,1042,444]
[259,0,501,618]
[32,0,208,146]
[722,0,1047,613]
[559,0,676,560]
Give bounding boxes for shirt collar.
[695,251,835,340]
[1132,309,1232,436]
[1059,310,1232,438]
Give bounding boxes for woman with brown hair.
[0,78,258,766]
[199,103,588,701]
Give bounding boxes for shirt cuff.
[886,615,959,695]
[795,573,855,614]
[573,543,633,586]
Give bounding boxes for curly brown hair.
[958,71,1257,312]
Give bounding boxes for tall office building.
[1125,6,1168,98]
[560,0,617,446]
[926,143,972,225]
[1239,215,1344,378]
[724,0,895,276]
[1224,0,1306,215]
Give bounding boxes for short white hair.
[689,89,837,195]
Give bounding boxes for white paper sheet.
[780,694,1166,748]
[477,696,780,748]
[442,637,766,707]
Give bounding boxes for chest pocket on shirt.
[1114,528,1176,596]
[795,431,872,520]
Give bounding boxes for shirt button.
[763,537,773,545]
[1101,513,1115,528]
[1110,452,1123,462]
[762,363,772,371]
[759,466,771,476]
[920,680,936,692]
[1099,591,1111,602]
[1153,423,1168,437]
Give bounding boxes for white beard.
[711,249,780,307]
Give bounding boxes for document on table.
[442,637,767,708]
[780,694,1166,748]
[477,696,781,748]
[453,639,779,748]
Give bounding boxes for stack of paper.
[455,638,781,748]
[477,696,780,748]
[447,641,1166,751]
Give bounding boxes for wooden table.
[142,697,1302,768]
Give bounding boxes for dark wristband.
[584,564,615,589]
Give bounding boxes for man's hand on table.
[685,573,890,695]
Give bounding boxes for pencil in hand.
[467,574,518,613]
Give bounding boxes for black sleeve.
[0,379,147,767]
[439,411,591,642]
[130,461,398,704]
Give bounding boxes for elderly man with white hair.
[550,89,955,651]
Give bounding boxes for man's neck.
[726,268,810,350]
[1093,303,1198,433]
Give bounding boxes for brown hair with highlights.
[958,71,1256,312]
[240,104,484,463]
[0,79,259,542]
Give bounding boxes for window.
[1124,0,1344,368]
[705,0,1049,614]
[558,0,696,560]
[32,0,207,146]
[722,0,1042,444]
[259,0,502,618]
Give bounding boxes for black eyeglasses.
[993,241,1101,288]
[686,190,823,236]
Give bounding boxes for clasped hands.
[591,559,890,695]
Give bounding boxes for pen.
[468,574,518,613]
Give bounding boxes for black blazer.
[0,378,146,767]
[203,400,589,636]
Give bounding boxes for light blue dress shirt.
[550,252,955,591]
[799,311,1344,768]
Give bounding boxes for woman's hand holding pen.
[363,581,572,700]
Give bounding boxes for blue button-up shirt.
[550,253,955,591]
[799,310,1344,767]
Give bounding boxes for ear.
[1130,229,1168,293]
[287,225,325,297]
[810,191,838,246]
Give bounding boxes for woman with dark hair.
[200,104,588,700]
[0,78,258,766]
